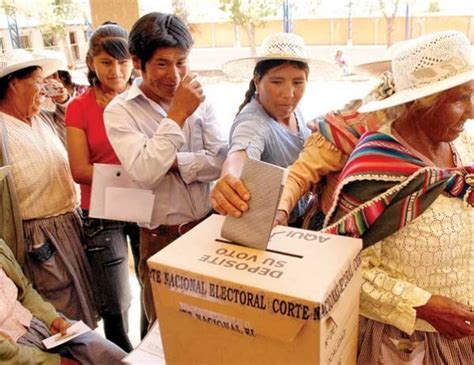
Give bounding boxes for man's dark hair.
[129,12,194,70]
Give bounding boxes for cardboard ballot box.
[148,215,363,365]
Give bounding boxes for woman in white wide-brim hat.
[211,32,335,226]
[323,30,473,364]
[0,48,98,329]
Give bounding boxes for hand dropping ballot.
[221,157,287,249]
[42,321,91,349]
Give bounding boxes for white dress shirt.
[104,78,227,229]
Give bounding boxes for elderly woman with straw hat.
[0,49,98,329]
[323,30,473,364]
[275,39,418,230]
[211,32,334,226]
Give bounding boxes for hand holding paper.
[221,158,287,250]
[50,317,70,336]
[42,321,91,349]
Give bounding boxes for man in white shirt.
[104,12,226,332]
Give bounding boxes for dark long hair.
[86,22,130,86]
[236,59,309,115]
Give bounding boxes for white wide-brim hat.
[352,39,412,77]
[32,49,69,72]
[222,32,338,80]
[353,60,391,77]
[0,48,62,79]
[359,31,473,113]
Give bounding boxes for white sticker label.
[179,302,256,337]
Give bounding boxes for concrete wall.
[191,15,474,48]
[89,0,140,31]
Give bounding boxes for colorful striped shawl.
[314,106,383,155]
[323,131,474,248]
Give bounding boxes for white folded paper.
[89,164,154,224]
[122,321,166,364]
[104,187,154,223]
[42,321,91,349]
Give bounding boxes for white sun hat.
[352,39,412,77]
[222,32,337,80]
[32,49,69,72]
[358,31,473,113]
[0,48,61,79]
[32,49,90,85]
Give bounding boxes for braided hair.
[236,59,309,115]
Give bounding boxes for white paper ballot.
[104,187,154,224]
[90,164,154,224]
[122,321,166,364]
[42,321,91,349]
[221,158,287,250]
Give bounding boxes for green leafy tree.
[12,0,86,59]
[290,0,322,17]
[427,0,440,12]
[219,0,279,55]
[172,0,189,24]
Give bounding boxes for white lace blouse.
[359,129,474,335]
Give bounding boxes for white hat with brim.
[358,31,473,113]
[352,59,391,77]
[0,49,62,79]
[222,32,338,80]
[352,40,414,77]
[32,49,69,72]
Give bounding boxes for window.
[43,33,57,48]
[69,31,80,60]
[20,35,31,50]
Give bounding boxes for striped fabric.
[323,131,474,248]
[314,106,383,155]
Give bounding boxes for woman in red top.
[65,23,139,352]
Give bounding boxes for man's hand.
[210,173,250,217]
[50,317,71,336]
[273,210,289,227]
[415,295,474,340]
[168,73,205,127]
